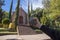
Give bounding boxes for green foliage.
[8,23,15,31]
[35,29,43,34]
[0,0,5,8]
[0,24,3,28]
[2,18,10,24]
[3,24,9,28]
[3,11,9,19]
[0,0,5,23]
[0,8,3,23]
[9,0,13,20]
[40,0,60,29]
[42,0,50,9]
[0,32,17,35]
[2,18,9,28]
[32,8,43,21]
[9,23,15,29]
[28,0,31,20]
[41,16,47,25]
[15,0,20,28]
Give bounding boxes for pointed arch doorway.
[19,16,23,24]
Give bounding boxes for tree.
[42,0,50,9]
[3,11,9,19]
[15,0,20,27]
[0,0,4,8]
[42,0,51,14]
[49,0,60,21]
[31,3,33,15]
[9,0,13,21]
[0,0,5,23]
[0,9,3,23]
[32,8,43,21]
[41,0,60,28]
[28,0,30,20]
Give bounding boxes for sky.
[2,0,43,13]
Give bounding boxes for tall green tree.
[41,0,60,28]
[28,0,30,20]
[3,11,9,18]
[42,0,50,9]
[0,9,3,23]
[15,0,20,27]
[49,0,60,27]
[50,0,60,12]
[48,0,60,19]
[9,0,13,21]
[31,3,33,14]
[42,0,50,14]
[0,0,4,8]
[32,8,43,21]
[0,0,5,23]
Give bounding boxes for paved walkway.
[0,33,51,40]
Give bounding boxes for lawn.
[0,28,17,35]
[0,32,17,35]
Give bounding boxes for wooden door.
[19,16,23,24]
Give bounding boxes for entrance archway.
[19,16,23,24]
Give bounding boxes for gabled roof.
[12,7,27,15]
[19,7,27,15]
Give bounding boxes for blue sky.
[2,0,43,13]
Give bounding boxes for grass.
[0,32,17,35]
[55,28,60,31]
[0,28,9,32]
[0,23,18,35]
[35,29,43,34]
[0,28,17,35]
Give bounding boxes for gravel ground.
[0,33,51,40]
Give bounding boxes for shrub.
[9,23,15,29]
[35,29,43,34]
[2,18,10,28]
[55,28,60,31]
[8,23,16,32]
[3,24,9,28]
[2,18,10,24]
[0,23,3,28]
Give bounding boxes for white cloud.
[21,0,43,12]
[33,3,43,10]
[31,0,43,10]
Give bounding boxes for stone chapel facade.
[12,7,29,25]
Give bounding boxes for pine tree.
[0,0,4,8]
[0,0,4,23]
[31,3,33,15]
[15,0,20,27]
[28,0,30,19]
[9,0,13,21]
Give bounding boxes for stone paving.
[0,33,51,40]
[17,26,37,35]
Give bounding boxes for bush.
[55,28,60,31]
[3,24,9,28]
[9,23,15,29]
[0,23,3,28]
[9,23,15,32]
[40,16,48,25]
[35,29,43,34]
[2,18,10,24]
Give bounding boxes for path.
[17,26,37,35]
[0,33,51,40]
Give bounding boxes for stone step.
[17,26,37,35]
